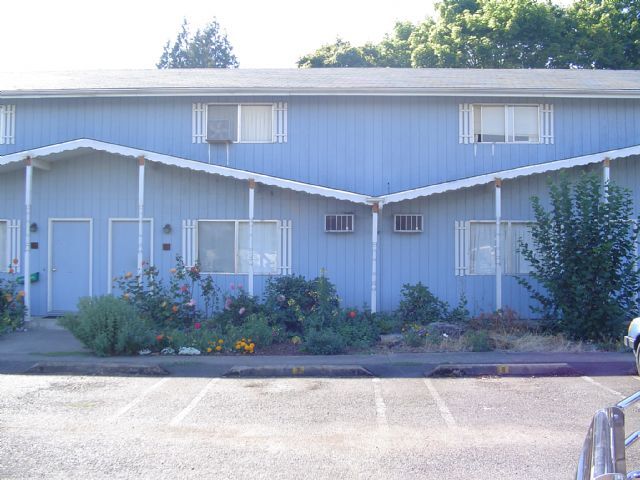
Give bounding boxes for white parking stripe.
[111,378,170,420]
[581,376,625,398]
[423,379,456,428]
[170,378,219,427]
[372,378,388,429]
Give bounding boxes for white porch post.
[24,157,32,322]
[603,157,610,202]
[495,178,502,312]
[137,156,145,278]
[248,179,255,296]
[371,202,380,313]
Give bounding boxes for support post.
[603,157,611,202]
[371,202,379,313]
[248,179,255,296]
[137,156,145,278]
[24,157,32,322]
[495,178,502,312]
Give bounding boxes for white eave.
[3,87,640,99]
[0,139,371,204]
[379,144,640,205]
[1,139,639,205]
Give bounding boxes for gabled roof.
[1,68,640,98]
[1,139,639,205]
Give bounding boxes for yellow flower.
[215,345,222,352]
[247,338,252,343]
[207,347,212,353]
[17,290,25,298]
[218,339,224,344]
[249,343,255,349]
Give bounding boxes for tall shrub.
[518,174,640,341]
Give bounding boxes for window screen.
[198,221,235,273]
[238,222,278,274]
[241,105,272,142]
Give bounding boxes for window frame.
[196,219,279,275]
[467,220,535,276]
[0,219,7,273]
[473,104,541,144]
[206,103,275,144]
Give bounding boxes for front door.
[108,219,153,294]
[49,219,92,313]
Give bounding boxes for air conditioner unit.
[206,119,233,143]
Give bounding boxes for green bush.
[519,174,640,342]
[402,323,428,347]
[302,328,346,355]
[60,296,153,356]
[336,309,380,349]
[226,313,274,347]
[213,289,262,329]
[373,311,402,334]
[0,278,25,334]
[397,282,450,324]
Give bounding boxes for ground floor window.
[197,220,279,274]
[469,221,534,275]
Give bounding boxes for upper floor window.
[192,102,288,144]
[459,103,553,145]
[473,105,539,143]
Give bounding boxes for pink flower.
[230,283,235,290]
[194,322,201,330]
[237,284,243,290]
[224,298,232,310]
[187,299,195,307]
[180,284,189,293]
[239,307,246,315]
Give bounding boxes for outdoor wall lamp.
[29,222,38,233]
[163,224,172,234]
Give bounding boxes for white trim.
[0,219,20,273]
[472,104,542,144]
[393,214,423,233]
[381,144,640,205]
[324,214,355,233]
[2,139,640,207]
[47,218,93,313]
[107,218,154,294]
[371,207,379,313]
[0,139,368,204]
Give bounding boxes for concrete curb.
[425,363,580,378]
[223,364,374,378]
[25,362,170,376]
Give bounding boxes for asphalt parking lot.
[2,373,640,479]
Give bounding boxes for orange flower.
[124,272,133,279]
[215,345,222,352]
[171,305,178,313]
[156,334,164,342]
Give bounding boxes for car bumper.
[625,335,635,349]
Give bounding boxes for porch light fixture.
[162,224,172,234]
[29,222,38,233]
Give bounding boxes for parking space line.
[111,378,170,420]
[581,376,625,398]
[371,378,388,429]
[423,379,456,428]
[169,378,219,427]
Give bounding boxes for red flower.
[194,322,202,330]
[156,334,164,342]
[348,311,357,319]
[180,284,189,293]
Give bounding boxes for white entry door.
[48,219,93,313]
[108,219,153,294]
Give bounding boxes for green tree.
[518,175,640,342]
[157,18,238,69]
[569,0,640,69]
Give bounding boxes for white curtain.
[512,106,539,142]
[238,222,278,274]
[0,221,6,271]
[241,105,272,142]
[470,222,508,275]
[198,221,235,273]
[480,106,505,142]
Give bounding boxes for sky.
[1,0,437,72]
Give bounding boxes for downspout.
[495,178,502,312]
[24,157,32,322]
[137,156,145,278]
[248,179,255,296]
[371,202,380,313]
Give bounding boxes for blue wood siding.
[2,96,639,196]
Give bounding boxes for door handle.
[52,267,57,272]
